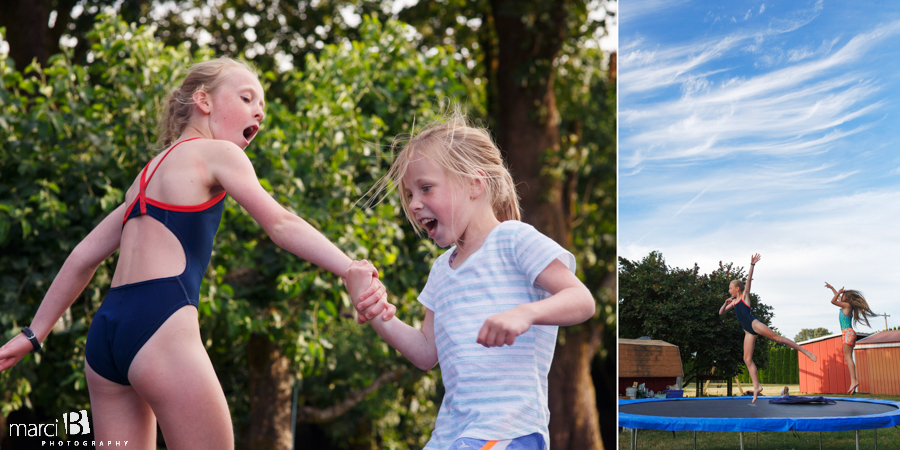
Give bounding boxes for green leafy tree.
[619,252,774,386]
[1,2,616,447]
[0,13,470,450]
[794,327,832,343]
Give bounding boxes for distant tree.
[619,252,774,384]
[794,328,832,343]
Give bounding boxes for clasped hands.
[342,260,533,347]
[342,259,394,324]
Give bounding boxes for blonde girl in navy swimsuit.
[825,282,876,394]
[719,254,817,403]
[0,58,393,448]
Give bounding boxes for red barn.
[799,332,871,394]
[619,338,683,396]
[855,330,900,396]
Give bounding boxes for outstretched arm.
[206,142,391,321]
[0,203,126,372]
[209,143,353,276]
[344,262,438,370]
[742,253,761,302]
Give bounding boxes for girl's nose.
[409,195,423,211]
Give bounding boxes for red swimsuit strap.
[123,137,203,222]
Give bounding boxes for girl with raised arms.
[343,110,596,450]
[824,282,876,394]
[719,254,816,403]
[0,57,393,449]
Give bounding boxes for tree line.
[618,252,774,387]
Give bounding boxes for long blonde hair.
[365,108,521,236]
[843,290,876,328]
[156,57,255,148]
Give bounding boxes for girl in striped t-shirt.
[343,110,595,450]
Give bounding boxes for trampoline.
[619,396,900,449]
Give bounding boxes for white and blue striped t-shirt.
[418,220,576,450]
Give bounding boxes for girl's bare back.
[112,141,225,287]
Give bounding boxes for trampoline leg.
[855,430,860,450]
[739,431,744,450]
[875,428,878,450]
[693,431,697,450]
[818,432,822,450]
[631,428,636,450]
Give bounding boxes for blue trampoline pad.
[619,397,900,432]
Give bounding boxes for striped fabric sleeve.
[513,223,576,287]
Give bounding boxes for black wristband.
[21,326,41,353]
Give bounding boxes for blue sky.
[619,0,900,341]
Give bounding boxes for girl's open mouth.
[422,218,437,236]
[243,125,259,141]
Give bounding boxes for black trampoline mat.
[620,398,898,419]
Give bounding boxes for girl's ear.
[193,90,212,114]
[469,169,487,199]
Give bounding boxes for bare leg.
[128,306,234,449]
[742,332,763,403]
[843,344,858,394]
[86,361,158,450]
[752,320,817,362]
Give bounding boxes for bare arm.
[345,263,438,370]
[206,142,395,322]
[826,283,849,307]
[208,142,353,277]
[477,259,595,347]
[719,297,737,315]
[742,253,761,303]
[0,203,126,371]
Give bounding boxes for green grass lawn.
[619,389,900,449]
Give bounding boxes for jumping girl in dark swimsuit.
[0,57,394,448]
[719,254,817,403]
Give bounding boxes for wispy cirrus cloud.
[621,20,900,169]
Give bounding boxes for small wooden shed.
[799,332,870,394]
[855,330,900,396]
[619,338,684,396]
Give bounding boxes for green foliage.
[794,327,832,343]
[738,346,799,385]
[618,252,774,382]
[1,14,197,418]
[1,7,617,447]
[1,13,470,448]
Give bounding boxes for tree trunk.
[246,333,294,450]
[549,323,604,450]
[0,0,51,70]
[490,1,603,449]
[490,0,569,246]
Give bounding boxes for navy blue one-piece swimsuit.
[85,138,226,385]
[734,297,759,336]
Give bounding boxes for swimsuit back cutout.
[839,309,853,330]
[121,137,227,300]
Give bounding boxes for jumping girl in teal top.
[825,282,876,394]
